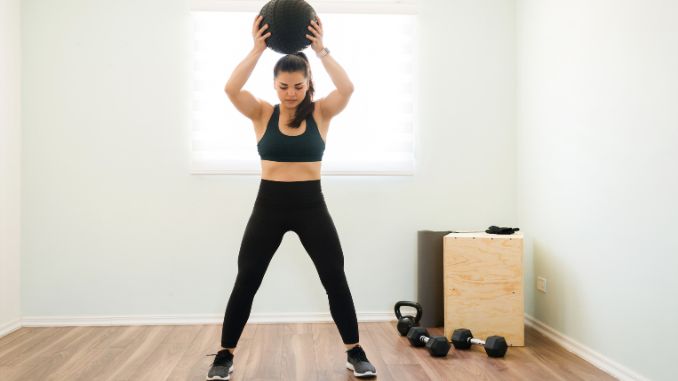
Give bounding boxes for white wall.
[0,0,22,336]
[517,1,678,380]
[20,0,516,321]
[13,0,678,378]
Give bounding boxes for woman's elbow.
[340,83,355,96]
[224,84,236,95]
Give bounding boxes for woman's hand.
[305,17,325,53]
[252,15,271,54]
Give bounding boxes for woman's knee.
[318,269,351,294]
[232,266,266,293]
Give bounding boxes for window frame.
[189,0,418,176]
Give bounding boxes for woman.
[206,15,377,380]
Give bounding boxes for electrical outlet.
[537,277,548,293]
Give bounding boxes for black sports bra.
[257,104,326,162]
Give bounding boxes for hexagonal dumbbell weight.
[451,328,508,358]
[406,327,451,357]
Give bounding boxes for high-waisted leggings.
[220,179,359,348]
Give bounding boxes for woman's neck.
[279,104,297,120]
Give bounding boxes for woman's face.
[274,71,308,108]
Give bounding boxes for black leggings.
[221,179,359,348]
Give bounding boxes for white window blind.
[190,0,417,174]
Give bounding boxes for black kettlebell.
[394,301,423,336]
[259,0,318,54]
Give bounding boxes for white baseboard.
[0,318,22,337]
[6,311,647,381]
[20,311,395,327]
[524,314,649,381]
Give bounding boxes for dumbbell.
[451,328,508,358]
[406,327,450,357]
[394,301,423,336]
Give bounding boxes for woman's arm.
[306,18,354,120]
[224,15,271,121]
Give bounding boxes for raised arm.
[306,17,354,120]
[224,15,271,121]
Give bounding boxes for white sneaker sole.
[346,362,377,378]
[206,364,234,380]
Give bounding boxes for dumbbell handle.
[467,338,485,346]
[419,336,431,344]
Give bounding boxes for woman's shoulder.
[260,100,276,113]
[311,100,325,124]
[258,101,277,120]
[252,101,277,129]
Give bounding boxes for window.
[190,0,417,174]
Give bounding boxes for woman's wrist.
[251,45,266,56]
[316,46,330,58]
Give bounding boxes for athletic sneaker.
[205,349,234,380]
[346,345,377,378]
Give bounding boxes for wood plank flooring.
[0,322,616,380]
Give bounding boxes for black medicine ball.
[259,0,318,54]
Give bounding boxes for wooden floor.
[0,321,615,380]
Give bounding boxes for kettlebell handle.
[394,301,422,322]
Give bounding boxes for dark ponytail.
[273,52,315,128]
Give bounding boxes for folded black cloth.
[485,225,520,235]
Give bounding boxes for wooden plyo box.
[443,232,524,346]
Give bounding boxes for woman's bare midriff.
[254,102,328,182]
[260,160,322,181]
